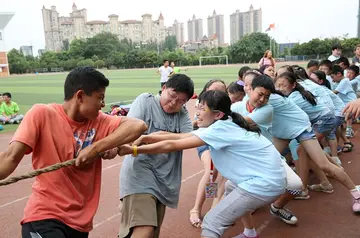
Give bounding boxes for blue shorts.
[197,145,209,159]
[327,116,345,140]
[312,115,336,136]
[295,127,317,142]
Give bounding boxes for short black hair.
[163,59,169,63]
[165,74,194,100]
[332,44,342,51]
[319,59,332,69]
[307,60,319,69]
[331,65,344,75]
[2,92,11,98]
[335,57,350,67]
[64,66,109,101]
[238,66,251,79]
[348,65,360,75]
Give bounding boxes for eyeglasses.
[166,90,187,105]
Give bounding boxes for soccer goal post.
[199,55,229,67]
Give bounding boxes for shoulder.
[135,93,155,102]
[231,100,246,112]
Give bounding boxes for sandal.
[189,209,202,228]
[342,142,354,153]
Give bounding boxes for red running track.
[0,99,359,237]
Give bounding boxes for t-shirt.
[259,57,274,67]
[11,104,121,232]
[159,66,173,83]
[192,120,286,197]
[173,67,181,73]
[350,78,358,92]
[323,87,345,117]
[353,56,360,66]
[231,99,273,142]
[1,101,20,116]
[335,78,357,105]
[268,94,311,140]
[119,93,192,208]
[328,55,340,62]
[299,79,335,113]
[288,91,332,123]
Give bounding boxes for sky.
[1,0,359,55]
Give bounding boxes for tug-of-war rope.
[0,158,77,186]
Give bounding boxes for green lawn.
[0,65,246,133]
[0,62,307,134]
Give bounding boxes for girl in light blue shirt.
[119,90,287,238]
[273,67,360,211]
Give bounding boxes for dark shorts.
[22,219,88,238]
[197,145,210,159]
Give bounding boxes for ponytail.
[294,83,317,106]
[278,72,317,106]
[229,111,261,135]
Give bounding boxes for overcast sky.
[2,0,359,54]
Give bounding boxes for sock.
[243,228,257,237]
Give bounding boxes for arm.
[75,117,147,167]
[134,132,193,145]
[0,142,29,180]
[119,135,205,156]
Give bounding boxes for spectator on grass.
[328,44,342,62]
[335,56,350,76]
[258,50,276,68]
[0,92,24,124]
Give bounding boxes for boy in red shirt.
[0,66,147,238]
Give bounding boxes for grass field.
[0,65,244,133]
[0,62,307,133]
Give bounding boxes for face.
[243,75,254,95]
[78,88,106,120]
[331,73,342,82]
[333,48,342,57]
[319,65,330,75]
[346,70,356,80]
[248,86,271,108]
[307,66,318,75]
[170,62,175,67]
[229,92,245,104]
[356,47,360,56]
[207,82,226,92]
[160,87,188,114]
[310,73,323,85]
[2,95,11,103]
[267,51,272,58]
[164,61,169,67]
[264,66,275,78]
[195,102,223,128]
[275,77,294,96]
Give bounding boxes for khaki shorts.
[118,193,166,238]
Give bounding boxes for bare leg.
[301,139,356,190]
[190,150,216,227]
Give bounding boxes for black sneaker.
[270,203,298,225]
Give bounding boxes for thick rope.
[0,158,76,186]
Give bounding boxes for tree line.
[7,32,360,74]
